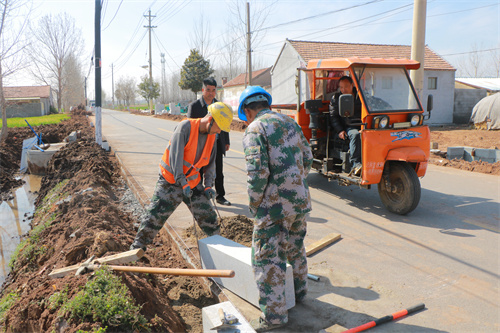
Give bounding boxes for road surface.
[100,109,499,332]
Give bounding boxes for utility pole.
[111,63,114,107]
[144,9,156,113]
[160,53,166,104]
[246,1,252,87]
[410,0,427,100]
[94,0,102,145]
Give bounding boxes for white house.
[271,39,456,125]
[221,67,272,111]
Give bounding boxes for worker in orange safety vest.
[130,102,234,251]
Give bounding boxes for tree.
[137,75,160,103]
[454,42,500,78]
[0,0,32,143]
[215,26,245,80]
[61,53,85,109]
[178,49,213,97]
[226,0,276,83]
[115,76,136,106]
[189,14,213,58]
[28,13,84,112]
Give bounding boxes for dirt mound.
[0,114,94,201]
[429,125,500,175]
[0,115,217,332]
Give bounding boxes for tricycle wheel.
[378,162,421,215]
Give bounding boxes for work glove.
[204,187,216,200]
[182,184,192,198]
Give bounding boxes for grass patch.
[0,292,19,324]
[0,114,70,128]
[35,179,69,219]
[8,218,53,270]
[59,267,148,331]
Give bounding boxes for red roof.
[287,40,455,71]
[3,85,51,99]
[223,67,272,88]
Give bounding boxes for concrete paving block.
[473,148,498,163]
[67,131,77,142]
[463,147,474,162]
[199,235,295,310]
[447,146,464,160]
[202,301,255,333]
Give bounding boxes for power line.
[102,0,124,31]
[253,0,383,33]
[441,48,500,57]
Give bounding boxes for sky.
[7,0,500,100]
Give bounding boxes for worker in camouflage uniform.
[130,102,233,251]
[238,86,313,332]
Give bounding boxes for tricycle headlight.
[372,115,390,129]
[379,116,389,128]
[409,114,422,126]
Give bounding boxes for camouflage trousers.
[133,175,218,247]
[251,213,308,325]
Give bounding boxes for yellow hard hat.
[208,102,233,132]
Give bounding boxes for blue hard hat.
[238,86,272,121]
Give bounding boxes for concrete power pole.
[144,9,156,113]
[410,0,427,100]
[94,0,102,146]
[246,1,252,87]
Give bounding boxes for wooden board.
[48,248,144,278]
[305,233,341,257]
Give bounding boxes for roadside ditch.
[0,111,250,332]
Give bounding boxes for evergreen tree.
[178,49,214,97]
[137,75,160,102]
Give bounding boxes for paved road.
[100,109,499,332]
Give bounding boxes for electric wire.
[102,0,124,31]
[253,0,383,33]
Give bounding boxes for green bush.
[60,267,148,331]
[0,292,19,323]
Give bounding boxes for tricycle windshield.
[353,66,422,113]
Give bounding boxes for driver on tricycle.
[329,75,363,176]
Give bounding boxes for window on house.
[428,77,437,90]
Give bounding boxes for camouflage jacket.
[243,109,313,225]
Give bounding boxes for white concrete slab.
[199,235,295,310]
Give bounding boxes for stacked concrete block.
[473,148,500,163]
[198,235,295,310]
[202,301,254,333]
[447,146,499,163]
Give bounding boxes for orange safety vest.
[159,119,216,188]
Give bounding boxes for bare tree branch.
[27,12,84,112]
[0,0,33,142]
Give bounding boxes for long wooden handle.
[106,265,235,278]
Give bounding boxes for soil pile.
[0,114,218,332]
[0,114,94,201]
[185,215,254,248]
[429,125,500,175]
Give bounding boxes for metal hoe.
[210,308,240,331]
